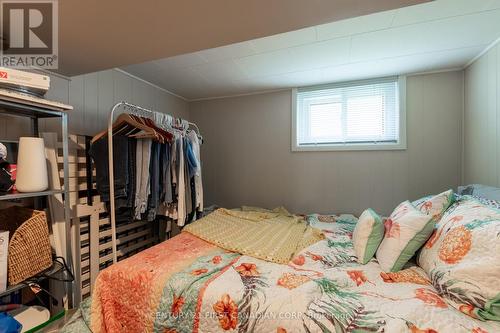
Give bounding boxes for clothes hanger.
[127,114,179,144]
[91,113,160,143]
[188,122,203,143]
[138,116,173,142]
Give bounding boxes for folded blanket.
[183,207,324,264]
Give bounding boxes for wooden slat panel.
[48,133,160,301]
[57,156,87,163]
[59,168,95,178]
[81,272,90,281]
[56,141,85,149]
[100,238,157,263]
[63,181,96,192]
[99,229,151,251]
[81,286,91,295]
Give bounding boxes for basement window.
[292,76,406,151]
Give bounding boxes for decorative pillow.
[418,196,500,321]
[376,201,434,272]
[457,184,500,201]
[352,208,384,264]
[306,213,357,234]
[456,194,500,210]
[413,189,454,220]
[411,195,432,208]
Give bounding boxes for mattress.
[62,213,500,333]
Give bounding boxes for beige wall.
[464,44,500,186]
[190,71,464,216]
[0,69,189,140]
[0,68,465,216]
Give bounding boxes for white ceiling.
[59,0,428,75]
[121,0,500,101]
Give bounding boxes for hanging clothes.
[160,142,173,205]
[146,141,161,222]
[176,136,186,226]
[89,134,137,223]
[90,108,203,228]
[134,139,152,220]
[187,130,203,213]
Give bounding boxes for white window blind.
[294,76,404,151]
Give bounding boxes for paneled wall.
[0,69,189,140]
[67,69,189,136]
[190,71,464,216]
[464,43,500,186]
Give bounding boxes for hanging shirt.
[186,140,198,178]
[160,143,173,204]
[146,141,161,222]
[134,138,152,220]
[187,130,203,212]
[176,136,186,226]
[184,141,193,221]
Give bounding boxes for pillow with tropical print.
[418,196,500,321]
[376,201,435,272]
[306,213,358,235]
[353,208,384,264]
[457,194,500,210]
[412,189,454,220]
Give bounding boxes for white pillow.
[413,189,454,220]
[352,209,384,264]
[418,197,500,321]
[376,201,434,272]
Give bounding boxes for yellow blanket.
[183,207,324,264]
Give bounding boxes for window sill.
[291,142,407,152]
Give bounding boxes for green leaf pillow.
[353,208,384,264]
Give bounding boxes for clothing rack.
[106,101,200,264]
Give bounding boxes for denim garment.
[146,141,161,221]
[186,140,198,179]
[134,139,152,219]
[90,134,129,204]
[160,143,173,204]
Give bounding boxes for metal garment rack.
[106,101,199,263]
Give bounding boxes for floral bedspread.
[63,214,500,333]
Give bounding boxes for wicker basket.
[0,206,52,285]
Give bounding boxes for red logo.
[0,71,7,79]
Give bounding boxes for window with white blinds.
[293,76,406,151]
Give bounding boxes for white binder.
[0,230,8,292]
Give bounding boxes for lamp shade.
[15,137,48,192]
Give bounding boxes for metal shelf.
[0,261,64,298]
[0,95,74,307]
[0,190,63,201]
[0,99,65,118]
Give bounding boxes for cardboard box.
[0,230,8,292]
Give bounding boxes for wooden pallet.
[43,133,159,306]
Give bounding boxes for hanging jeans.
[90,135,136,223]
[146,141,161,221]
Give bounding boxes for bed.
[63,204,500,333]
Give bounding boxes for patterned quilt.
[63,214,500,333]
[183,208,324,264]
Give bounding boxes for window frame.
[291,76,407,152]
